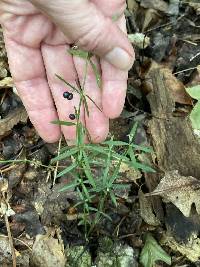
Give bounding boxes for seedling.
[51,48,154,239]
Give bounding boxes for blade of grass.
[57,162,78,178]
[82,151,96,188]
[110,191,118,207]
[55,74,80,94]
[86,94,102,113]
[68,48,89,59]
[51,147,79,163]
[51,120,76,126]
[89,59,102,88]
[59,182,79,192]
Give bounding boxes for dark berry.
[63,91,70,98]
[69,114,76,120]
[67,93,73,100]
[63,91,73,100]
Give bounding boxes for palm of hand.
[0,1,128,143]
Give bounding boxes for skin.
[0,0,134,143]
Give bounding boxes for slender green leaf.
[128,147,137,163]
[132,144,153,153]
[83,96,90,117]
[77,122,85,146]
[129,122,138,142]
[55,74,79,94]
[112,184,131,190]
[110,191,118,207]
[82,151,96,188]
[68,48,89,59]
[86,94,102,112]
[85,145,108,155]
[51,147,78,163]
[89,207,112,221]
[130,160,155,173]
[51,120,76,126]
[82,183,91,201]
[77,188,84,201]
[89,59,102,88]
[102,138,114,186]
[103,140,153,153]
[108,156,124,188]
[57,162,78,178]
[59,182,79,192]
[103,140,129,146]
[59,146,69,153]
[86,145,129,161]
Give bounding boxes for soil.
[0,0,200,266]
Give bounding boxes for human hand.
[0,0,134,143]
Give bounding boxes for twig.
[173,66,197,75]
[4,214,16,267]
[53,137,62,185]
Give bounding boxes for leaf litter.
[0,0,200,266]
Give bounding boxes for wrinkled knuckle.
[76,18,111,53]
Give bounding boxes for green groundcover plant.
[51,48,155,238]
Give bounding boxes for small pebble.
[69,114,76,120]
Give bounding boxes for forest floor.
[0,0,200,266]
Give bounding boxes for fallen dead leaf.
[128,33,150,49]
[31,234,66,267]
[139,189,160,226]
[140,0,168,13]
[0,77,13,88]
[0,106,28,138]
[163,68,193,105]
[147,170,200,217]
[118,161,142,184]
[162,231,200,262]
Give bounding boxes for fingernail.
[67,140,76,146]
[104,47,134,70]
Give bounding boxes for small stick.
[4,214,16,267]
[53,137,62,185]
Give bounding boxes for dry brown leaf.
[118,161,142,183]
[0,77,13,88]
[31,234,66,267]
[162,231,200,262]
[0,106,28,138]
[140,0,168,12]
[163,68,192,105]
[147,170,200,217]
[139,189,160,226]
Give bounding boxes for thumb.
[29,0,134,70]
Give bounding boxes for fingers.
[29,0,134,70]
[73,55,109,143]
[92,0,126,18]
[101,16,132,118]
[41,43,86,143]
[3,34,61,143]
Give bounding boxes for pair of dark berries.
[63,91,75,120]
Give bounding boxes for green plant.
[51,48,155,238]
[140,233,171,267]
[186,85,200,130]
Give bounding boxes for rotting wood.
[148,68,200,178]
